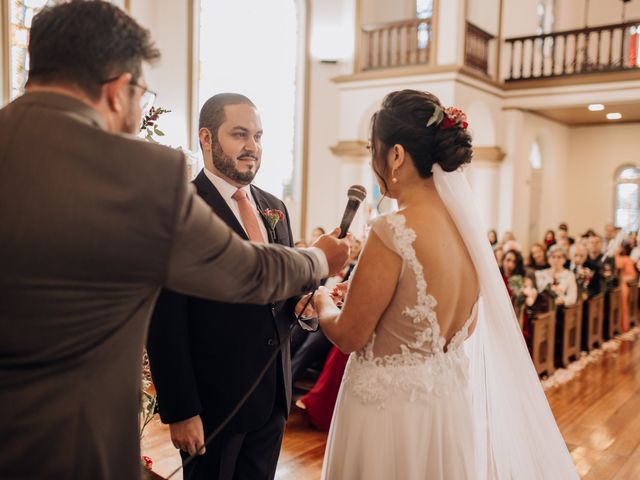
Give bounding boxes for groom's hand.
[170,415,206,456]
[312,228,351,276]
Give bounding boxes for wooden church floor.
[142,330,640,479]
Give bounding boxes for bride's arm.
[313,230,402,353]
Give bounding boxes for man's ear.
[104,73,132,113]
[198,128,213,152]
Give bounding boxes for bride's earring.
[391,168,399,184]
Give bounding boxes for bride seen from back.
[312,90,579,479]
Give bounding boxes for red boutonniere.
[262,208,285,231]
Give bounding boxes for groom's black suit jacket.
[147,170,298,433]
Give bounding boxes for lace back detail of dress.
[343,214,474,408]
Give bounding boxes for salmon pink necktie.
[232,189,266,243]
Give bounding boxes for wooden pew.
[605,287,622,339]
[582,293,604,351]
[628,279,639,328]
[531,310,556,377]
[557,302,583,368]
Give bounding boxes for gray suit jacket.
[0,92,322,479]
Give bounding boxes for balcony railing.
[465,21,495,75]
[505,20,640,81]
[360,18,432,71]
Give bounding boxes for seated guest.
[569,243,601,299]
[535,245,578,307]
[615,242,638,332]
[502,230,515,243]
[503,239,522,253]
[558,238,572,268]
[494,245,504,265]
[543,229,556,249]
[527,243,550,272]
[557,223,575,245]
[294,240,308,248]
[603,223,617,254]
[501,250,538,346]
[500,250,526,292]
[587,234,618,289]
[310,226,326,244]
[488,229,499,250]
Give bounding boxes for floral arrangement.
[140,106,171,142]
[140,350,157,439]
[507,275,526,310]
[575,266,593,300]
[261,208,285,231]
[426,105,469,130]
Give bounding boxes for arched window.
[198,0,301,208]
[529,141,542,169]
[614,166,640,231]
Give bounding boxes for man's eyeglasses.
[100,76,157,117]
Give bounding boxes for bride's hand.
[295,294,316,318]
[312,286,339,314]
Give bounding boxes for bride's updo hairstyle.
[370,89,472,186]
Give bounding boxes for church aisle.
[141,330,640,480]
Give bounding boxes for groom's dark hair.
[198,93,257,151]
[27,0,160,100]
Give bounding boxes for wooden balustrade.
[360,18,432,71]
[465,21,494,75]
[505,20,640,81]
[531,310,556,377]
[557,302,583,368]
[628,279,639,328]
[582,293,604,351]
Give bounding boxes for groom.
[147,93,301,480]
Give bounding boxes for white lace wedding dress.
[322,165,579,480]
[322,213,478,479]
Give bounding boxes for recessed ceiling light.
[606,112,622,120]
[588,104,605,111]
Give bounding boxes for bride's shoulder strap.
[369,213,402,254]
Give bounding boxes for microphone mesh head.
[347,185,367,202]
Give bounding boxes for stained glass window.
[615,167,640,231]
[8,0,54,101]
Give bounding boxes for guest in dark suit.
[147,94,305,480]
[587,234,618,290]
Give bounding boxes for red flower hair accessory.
[426,105,469,130]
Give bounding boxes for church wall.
[502,110,571,249]
[467,0,500,35]
[567,122,640,236]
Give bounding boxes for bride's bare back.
[365,192,479,358]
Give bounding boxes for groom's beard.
[211,140,260,185]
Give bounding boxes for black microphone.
[338,185,367,239]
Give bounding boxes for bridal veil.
[432,163,579,479]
